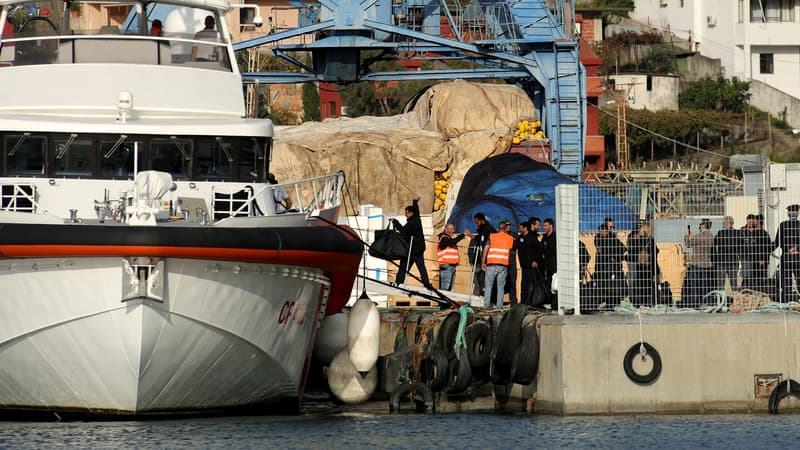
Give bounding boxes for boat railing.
[224,172,345,219]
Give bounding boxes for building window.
[760,53,774,74]
[646,75,653,91]
[751,0,796,22]
[680,0,684,6]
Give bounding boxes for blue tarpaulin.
[447,153,636,233]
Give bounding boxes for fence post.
[556,184,580,314]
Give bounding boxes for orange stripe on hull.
[0,245,361,272]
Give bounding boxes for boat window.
[101,138,134,178]
[196,138,234,180]
[5,133,46,176]
[2,2,231,71]
[150,137,191,178]
[240,138,259,181]
[55,136,93,176]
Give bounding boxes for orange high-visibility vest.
[437,235,460,266]
[486,232,513,265]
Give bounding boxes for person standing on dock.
[482,220,514,308]
[504,220,519,304]
[468,213,495,296]
[594,220,627,306]
[751,215,772,294]
[392,198,431,289]
[713,216,741,292]
[436,223,466,291]
[684,219,714,306]
[516,221,539,305]
[540,218,557,309]
[775,204,800,302]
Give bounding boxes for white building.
[632,1,800,123]
[609,74,680,111]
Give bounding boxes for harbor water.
[2,408,799,448]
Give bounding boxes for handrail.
[223,171,345,219]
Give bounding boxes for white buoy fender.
[327,350,378,404]
[347,298,380,374]
[313,313,348,366]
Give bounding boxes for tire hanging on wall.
[445,346,473,394]
[491,304,527,385]
[512,324,540,385]
[623,342,662,386]
[466,320,493,369]
[769,379,800,414]
[389,382,435,413]
[423,347,450,392]
[437,312,461,361]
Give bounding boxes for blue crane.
[234,0,586,177]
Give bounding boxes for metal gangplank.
[233,0,585,177]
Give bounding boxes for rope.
[453,304,474,360]
[784,310,790,384]
[637,309,646,356]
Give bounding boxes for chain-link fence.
[555,166,800,312]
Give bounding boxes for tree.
[679,75,751,113]
[302,82,320,122]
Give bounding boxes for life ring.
[623,342,662,386]
[423,347,450,392]
[491,304,527,385]
[512,324,540,385]
[445,346,473,394]
[769,379,800,414]
[466,320,493,369]
[437,312,461,360]
[389,382,435,413]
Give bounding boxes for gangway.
[233,0,586,177]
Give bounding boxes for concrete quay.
[377,310,800,415]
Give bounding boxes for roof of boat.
[0,114,273,137]
[0,0,233,12]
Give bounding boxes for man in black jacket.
[392,198,431,288]
[539,218,557,308]
[468,213,495,296]
[713,216,740,292]
[775,204,800,302]
[516,221,539,304]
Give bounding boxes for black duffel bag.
[369,227,409,261]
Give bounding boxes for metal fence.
[557,168,800,313]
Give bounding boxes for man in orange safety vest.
[482,220,514,308]
[437,223,467,291]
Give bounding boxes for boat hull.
[0,256,331,415]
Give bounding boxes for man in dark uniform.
[391,197,431,288]
[468,213,495,296]
[713,216,741,291]
[516,221,540,305]
[539,218,557,309]
[775,204,800,302]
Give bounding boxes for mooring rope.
[454,304,475,360]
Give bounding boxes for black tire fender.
[623,342,662,386]
[466,320,493,369]
[423,347,450,392]
[769,379,800,414]
[493,304,527,366]
[445,346,473,394]
[437,312,461,360]
[389,382,435,413]
[512,324,540,385]
[490,304,527,385]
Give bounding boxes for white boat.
[0,0,362,416]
